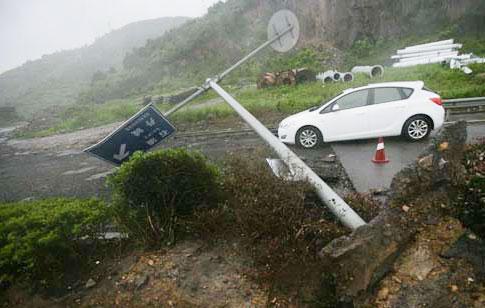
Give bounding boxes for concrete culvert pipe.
[333,72,341,80]
[317,70,339,83]
[341,72,354,82]
[351,65,384,78]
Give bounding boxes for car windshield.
[309,95,341,112]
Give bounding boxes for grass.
[16,99,139,138]
[15,62,485,138]
[164,63,485,123]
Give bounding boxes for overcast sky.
[0,0,222,73]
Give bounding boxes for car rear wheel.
[403,116,431,141]
[296,126,322,149]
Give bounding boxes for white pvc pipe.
[397,44,462,55]
[398,51,459,63]
[393,56,452,67]
[209,80,366,230]
[402,39,454,51]
[351,65,384,78]
[391,49,455,59]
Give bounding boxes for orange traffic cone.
[372,137,389,164]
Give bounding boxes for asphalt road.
[0,120,483,202]
[0,125,350,202]
[332,123,484,192]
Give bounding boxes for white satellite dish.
[267,10,300,53]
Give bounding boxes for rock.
[439,142,449,152]
[418,154,434,171]
[398,245,435,280]
[147,259,154,266]
[323,154,336,163]
[319,209,414,304]
[134,274,149,290]
[85,278,96,289]
[377,287,390,300]
[438,158,448,169]
[402,205,410,212]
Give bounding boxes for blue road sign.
[84,104,175,165]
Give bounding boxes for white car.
[278,81,445,148]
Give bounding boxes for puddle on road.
[85,169,116,181]
[62,166,97,176]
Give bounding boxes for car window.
[373,87,403,104]
[333,90,369,110]
[400,88,413,98]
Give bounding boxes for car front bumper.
[277,126,298,145]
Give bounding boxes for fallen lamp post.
[161,10,366,230]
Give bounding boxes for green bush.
[0,198,109,289]
[451,140,485,238]
[108,149,221,248]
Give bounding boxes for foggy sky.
[0,0,223,74]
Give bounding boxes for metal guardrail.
[443,97,485,121]
[443,97,485,109]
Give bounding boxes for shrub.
[0,198,109,289]
[192,155,347,304]
[451,140,485,237]
[108,149,221,248]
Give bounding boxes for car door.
[364,87,413,137]
[318,89,371,141]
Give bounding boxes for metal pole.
[218,25,294,80]
[163,25,294,117]
[164,87,206,117]
[208,80,366,231]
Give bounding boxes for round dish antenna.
[267,10,300,53]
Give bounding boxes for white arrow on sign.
[113,144,130,161]
[131,127,144,137]
[146,118,156,127]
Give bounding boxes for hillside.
[0,16,190,118]
[80,0,485,103]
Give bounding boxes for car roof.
[342,81,424,93]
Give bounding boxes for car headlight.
[279,122,292,129]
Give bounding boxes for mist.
[0,0,222,73]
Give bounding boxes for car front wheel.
[296,126,322,149]
[403,116,431,141]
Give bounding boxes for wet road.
[0,120,483,202]
[332,123,484,193]
[0,126,349,202]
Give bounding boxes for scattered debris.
[85,278,96,289]
[257,68,315,89]
[323,154,336,163]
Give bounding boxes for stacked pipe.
[316,70,354,83]
[391,39,464,68]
